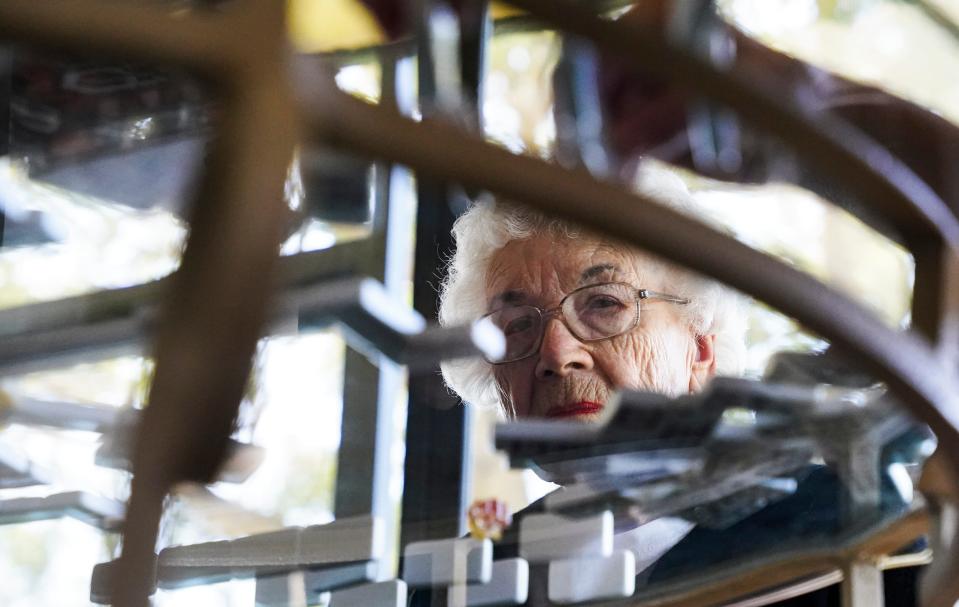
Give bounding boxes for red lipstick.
[546,401,605,419]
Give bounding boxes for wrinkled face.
[485,233,714,421]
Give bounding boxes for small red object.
[467,498,512,541]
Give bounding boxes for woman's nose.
[534,317,594,379]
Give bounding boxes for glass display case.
[0,1,957,606]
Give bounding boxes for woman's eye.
[587,295,624,310]
[504,316,535,335]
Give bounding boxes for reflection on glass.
[1,49,209,307]
[719,0,959,126]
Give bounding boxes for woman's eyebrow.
[490,289,527,307]
[579,263,620,283]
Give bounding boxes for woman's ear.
[688,334,717,393]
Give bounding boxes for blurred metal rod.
[112,0,299,603]
[301,82,959,468]
[915,0,959,45]
[291,276,504,369]
[0,240,370,377]
[0,263,500,377]
[0,395,121,432]
[156,515,382,589]
[500,0,959,253]
[316,0,639,68]
[0,0,246,79]
[0,446,47,489]
[0,491,125,531]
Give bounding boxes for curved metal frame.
[0,0,957,605]
[302,82,959,455]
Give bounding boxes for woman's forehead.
[484,234,661,301]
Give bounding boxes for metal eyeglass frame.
[482,281,690,364]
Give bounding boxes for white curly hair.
[438,163,747,411]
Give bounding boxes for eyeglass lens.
[486,283,638,361]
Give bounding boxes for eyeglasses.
[481,282,689,364]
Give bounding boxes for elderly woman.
[439,166,746,419]
[428,166,751,597]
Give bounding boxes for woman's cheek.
[494,364,532,418]
[608,330,691,397]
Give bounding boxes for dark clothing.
[412,465,923,606]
